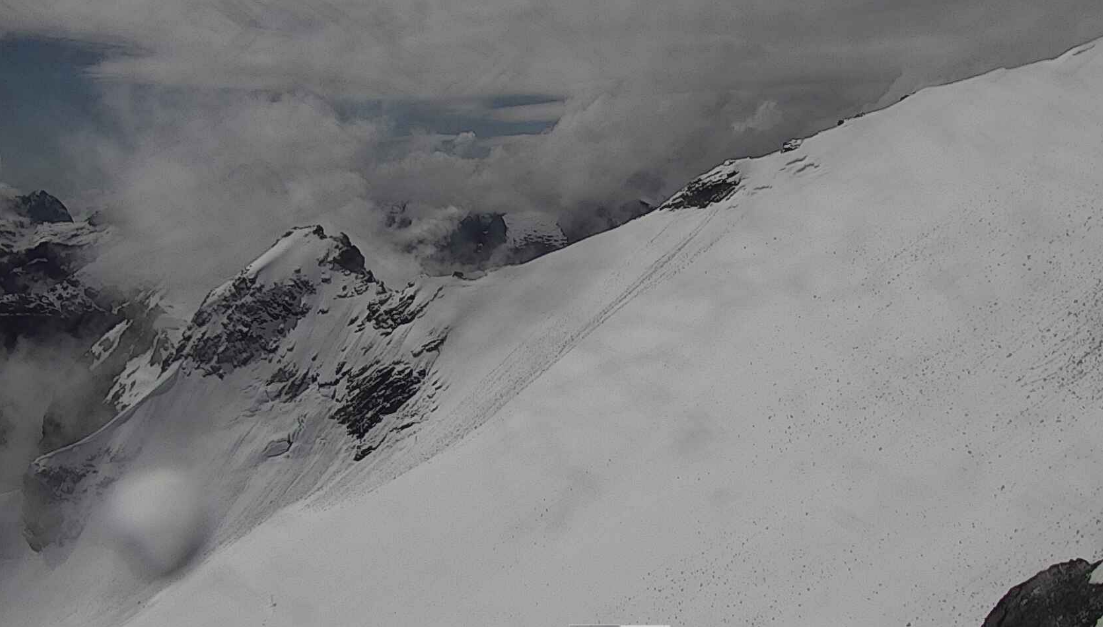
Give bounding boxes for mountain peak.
[11,190,72,224]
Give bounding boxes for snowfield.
[6,38,1103,627]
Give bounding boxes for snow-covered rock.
[658,158,742,210]
[7,36,1103,627]
[983,559,1103,627]
[0,201,176,458]
[22,225,451,551]
[502,212,568,255]
[0,203,115,345]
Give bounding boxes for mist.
[1,0,1100,300]
[0,339,97,493]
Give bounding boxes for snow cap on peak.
[243,225,372,286]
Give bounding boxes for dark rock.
[267,363,316,401]
[361,286,436,335]
[329,233,367,275]
[174,275,316,377]
[983,558,1103,627]
[412,332,448,357]
[661,170,742,211]
[0,289,117,350]
[331,361,427,457]
[12,191,72,223]
[0,219,122,349]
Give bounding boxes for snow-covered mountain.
[6,37,1103,627]
[0,192,112,346]
[422,210,572,274]
[0,191,180,462]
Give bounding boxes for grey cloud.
[2,0,1102,293]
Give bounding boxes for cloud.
[0,339,93,492]
[72,89,412,301]
[3,0,1102,292]
[732,100,783,134]
[489,101,567,124]
[8,0,1100,99]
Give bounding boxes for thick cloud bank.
[1,0,1101,292]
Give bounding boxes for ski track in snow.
[8,36,1103,627]
[317,204,731,506]
[423,205,727,467]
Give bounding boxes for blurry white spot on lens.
[106,468,210,577]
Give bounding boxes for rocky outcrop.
[324,232,369,276]
[0,204,173,455]
[21,225,450,551]
[332,361,427,459]
[660,159,742,210]
[174,275,316,378]
[984,559,1103,627]
[10,190,73,223]
[0,215,118,347]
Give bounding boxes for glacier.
[4,37,1103,627]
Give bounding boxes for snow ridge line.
[432,207,723,454]
[317,207,725,505]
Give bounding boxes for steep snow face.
[20,227,449,547]
[7,37,1103,627]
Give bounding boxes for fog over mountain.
[5,4,1103,627]
[2,1,1103,294]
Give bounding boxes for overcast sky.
[2,0,1102,287]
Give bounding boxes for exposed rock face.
[174,275,316,378]
[11,190,73,224]
[21,226,449,550]
[0,218,118,347]
[0,284,117,348]
[0,203,173,455]
[659,159,742,210]
[984,559,1103,627]
[361,284,436,335]
[332,362,427,458]
[325,232,369,275]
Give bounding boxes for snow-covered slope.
[7,38,1103,627]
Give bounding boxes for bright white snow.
[4,38,1103,627]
